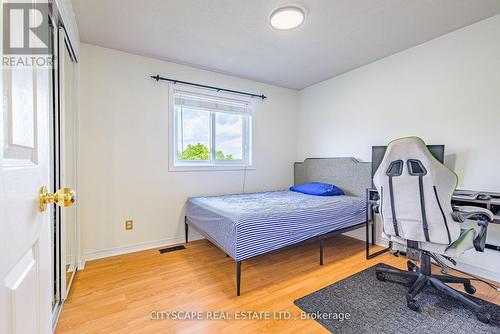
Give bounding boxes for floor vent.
[159,245,186,254]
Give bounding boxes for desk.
[365,188,500,259]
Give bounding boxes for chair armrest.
[452,206,492,252]
[451,206,494,223]
[473,220,489,252]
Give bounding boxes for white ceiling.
[72,0,500,90]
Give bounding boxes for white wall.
[297,15,500,281]
[79,44,299,260]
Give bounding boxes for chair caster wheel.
[476,311,490,324]
[407,261,417,272]
[376,272,386,281]
[406,295,420,312]
[464,283,476,295]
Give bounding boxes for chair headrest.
[374,136,458,198]
[384,137,436,167]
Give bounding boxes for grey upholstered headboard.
[294,158,372,197]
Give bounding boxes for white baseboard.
[82,233,204,263]
[342,227,388,248]
[454,261,500,283]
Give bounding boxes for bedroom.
[1,0,500,333]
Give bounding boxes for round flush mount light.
[269,6,305,30]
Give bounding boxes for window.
[169,86,254,170]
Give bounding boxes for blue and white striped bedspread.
[186,190,366,261]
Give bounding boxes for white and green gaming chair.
[373,137,493,323]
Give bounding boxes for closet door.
[50,25,79,323]
[60,30,78,299]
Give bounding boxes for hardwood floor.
[56,235,499,333]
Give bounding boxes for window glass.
[215,112,243,161]
[176,107,210,161]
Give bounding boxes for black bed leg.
[319,239,324,266]
[236,261,241,296]
[184,217,188,243]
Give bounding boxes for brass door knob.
[39,186,76,212]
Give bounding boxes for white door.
[0,4,74,334]
[0,47,52,334]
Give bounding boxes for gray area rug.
[294,264,499,334]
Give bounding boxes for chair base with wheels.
[375,251,491,324]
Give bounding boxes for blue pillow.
[290,182,344,196]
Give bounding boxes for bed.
[185,157,373,295]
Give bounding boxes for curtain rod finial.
[151,74,160,81]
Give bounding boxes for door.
[0,23,52,334]
[51,26,78,315]
[0,3,75,333]
[60,30,78,301]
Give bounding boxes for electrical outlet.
[125,220,133,230]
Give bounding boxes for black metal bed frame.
[185,193,389,295]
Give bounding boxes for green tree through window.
[216,150,233,160]
[178,143,233,161]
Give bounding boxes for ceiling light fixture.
[269,6,305,30]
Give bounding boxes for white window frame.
[168,84,255,171]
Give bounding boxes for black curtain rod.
[150,74,267,99]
